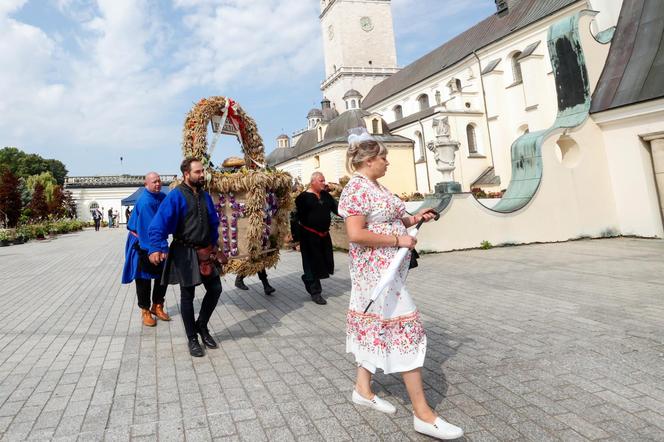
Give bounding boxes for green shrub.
[480,240,493,250]
[0,229,11,242]
[15,225,31,241]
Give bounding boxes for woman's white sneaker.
[413,414,464,440]
[351,390,396,414]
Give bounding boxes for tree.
[0,147,68,185]
[62,190,77,218]
[26,172,57,203]
[18,177,31,207]
[27,183,49,221]
[45,159,68,185]
[48,185,66,217]
[0,169,22,227]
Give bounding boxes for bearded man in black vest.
[148,158,224,357]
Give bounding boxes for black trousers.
[93,219,101,231]
[180,274,222,340]
[135,278,167,310]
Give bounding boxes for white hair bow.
[347,127,373,146]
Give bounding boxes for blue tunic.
[148,186,219,287]
[121,189,166,283]
[147,187,219,254]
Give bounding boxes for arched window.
[466,124,478,154]
[416,131,426,160]
[417,94,430,111]
[393,105,403,120]
[318,126,323,141]
[455,79,462,92]
[435,90,441,104]
[351,99,357,109]
[372,119,379,134]
[314,155,320,168]
[511,52,523,84]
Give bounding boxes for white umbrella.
[363,210,440,313]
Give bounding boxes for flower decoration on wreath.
[182,96,293,276]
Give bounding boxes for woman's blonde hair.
[346,138,387,173]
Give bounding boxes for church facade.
[268,0,664,249]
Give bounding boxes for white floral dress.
[338,173,426,374]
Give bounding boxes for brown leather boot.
[150,304,171,321]
[141,308,156,327]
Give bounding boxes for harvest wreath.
[182,96,293,276]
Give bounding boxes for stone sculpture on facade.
[427,117,461,192]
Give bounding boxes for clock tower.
[320,0,399,111]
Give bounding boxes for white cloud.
[1,0,491,174]
[173,0,322,89]
[0,0,323,172]
[0,0,28,18]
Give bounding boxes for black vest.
[175,183,210,247]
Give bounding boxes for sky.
[0,0,496,176]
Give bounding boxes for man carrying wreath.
[148,158,224,357]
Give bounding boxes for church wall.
[415,118,624,251]
[276,159,303,183]
[365,1,587,195]
[379,145,417,195]
[593,101,664,238]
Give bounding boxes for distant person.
[125,206,132,223]
[112,208,120,227]
[108,207,114,228]
[121,172,170,326]
[148,158,224,357]
[294,172,338,305]
[92,208,102,231]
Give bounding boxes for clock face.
[328,24,334,40]
[360,16,373,32]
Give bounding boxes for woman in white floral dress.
[338,129,463,440]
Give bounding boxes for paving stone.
[555,412,610,439]
[235,419,267,441]
[1,233,663,441]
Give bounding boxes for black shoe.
[235,276,249,291]
[188,338,204,357]
[196,322,218,349]
[311,294,327,305]
[261,280,276,296]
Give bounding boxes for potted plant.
[33,224,47,240]
[14,226,30,244]
[0,229,10,247]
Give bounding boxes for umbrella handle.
[414,209,440,230]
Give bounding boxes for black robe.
[294,190,338,280]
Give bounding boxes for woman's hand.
[397,235,417,249]
[416,208,437,224]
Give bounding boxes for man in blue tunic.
[148,158,223,357]
[121,172,171,326]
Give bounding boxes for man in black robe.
[294,172,338,305]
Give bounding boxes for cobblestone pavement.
[0,228,663,441]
